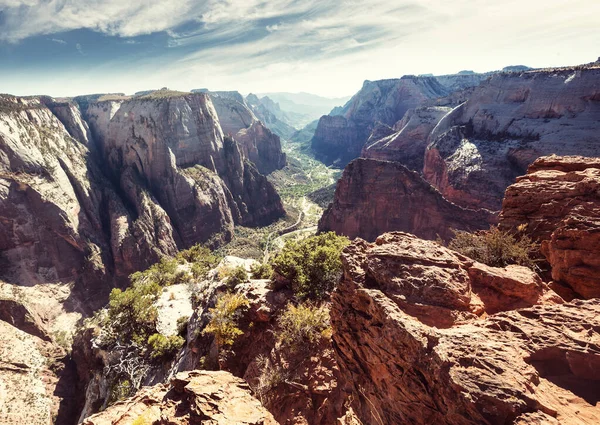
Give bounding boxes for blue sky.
[0,0,599,97]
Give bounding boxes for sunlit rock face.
[332,232,600,425]
[0,93,284,298]
[424,66,600,210]
[318,158,494,242]
[311,76,450,165]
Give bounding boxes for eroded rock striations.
[500,155,600,298]
[424,66,600,210]
[82,370,278,425]
[0,93,285,297]
[332,232,600,425]
[318,158,494,241]
[311,76,450,165]
[198,91,287,174]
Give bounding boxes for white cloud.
[49,38,67,44]
[0,0,599,98]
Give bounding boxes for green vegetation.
[275,303,331,351]
[203,292,250,348]
[270,232,349,300]
[224,265,249,289]
[138,89,191,99]
[448,226,537,268]
[250,262,273,279]
[147,334,185,361]
[105,279,161,346]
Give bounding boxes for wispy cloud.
[0,0,599,97]
[49,38,66,44]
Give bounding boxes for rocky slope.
[424,65,600,210]
[318,158,494,241]
[191,91,287,174]
[82,370,278,425]
[311,76,450,165]
[500,155,600,298]
[0,93,285,293]
[332,232,600,425]
[0,92,286,424]
[246,94,298,140]
[361,106,452,171]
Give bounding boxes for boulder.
[332,233,600,425]
[500,155,600,298]
[82,370,278,425]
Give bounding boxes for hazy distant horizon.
[1,0,598,98]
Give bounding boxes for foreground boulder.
[331,233,600,424]
[500,155,600,298]
[82,370,278,425]
[318,158,495,242]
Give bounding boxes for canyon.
[2,61,600,425]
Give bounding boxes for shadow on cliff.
[53,355,86,425]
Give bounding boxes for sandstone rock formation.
[332,232,600,425]
[199,91,287,174]
[0,280,83,425]
[245,94,298,140]
[424,65,600,210]
[82,370,278,425]
[318,158,495,241]
[500,155,600,298]
[311,76,450,165]
[361,106,451,171]
[0,93,285,296]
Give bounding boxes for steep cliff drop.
[311,76,450,165]
[318,158,494,241]
[424,65,600,210]
[0,92,286,425]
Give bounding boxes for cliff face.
[318,158,494,241]
[0,93,285,296]
[332,232,600,425]
[245,94,298,140]
[361,106,451,171]
[500,155,600,299]
[203,92,287,174]
[311,76,449,164]
[424,66,600,210]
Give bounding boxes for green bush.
[276,303,331,351]
[448,226,537,268]
[203,292,250,348]
[270,232,349,300]
[106,279,161,346]
[130,257,183,287]
[250,262,273,279]
[225,266,248,289]
[147,333,185,361]
[178,244,221,280]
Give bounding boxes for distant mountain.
[255,92,352,128]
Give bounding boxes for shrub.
[203,292,250,348]
[275,303,331,351]
[177,316,190,336]
[448,226,537,268]
[270,232,349,300]
[225,266,248,289]
[147,333,185,361]
[250,262,273,279]
[130,257,183,287]
[106,279,161,346]
[254,354,287,400]
[178,244,221,280]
